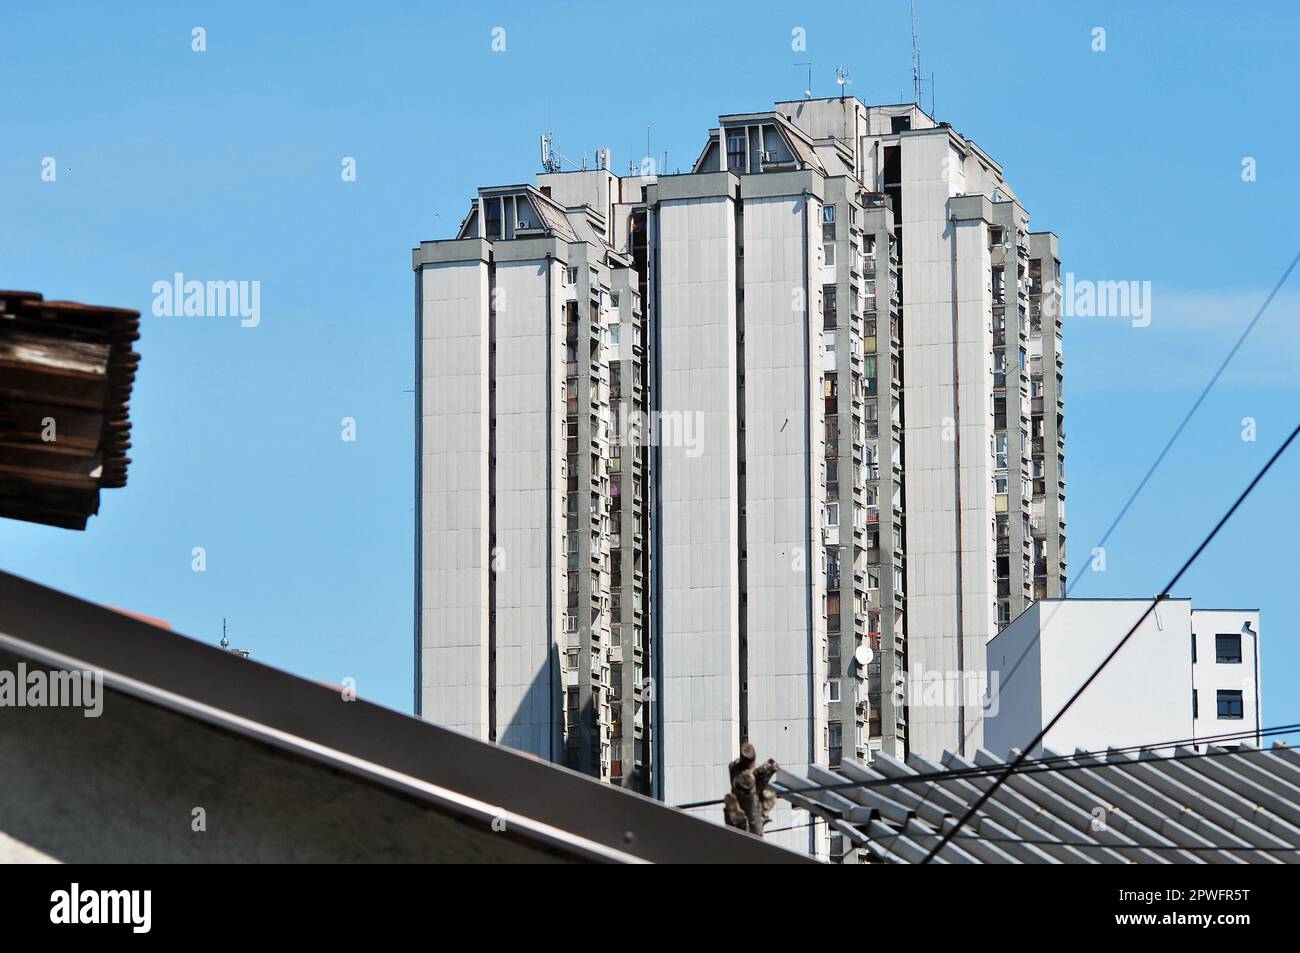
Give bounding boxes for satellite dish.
[854,644,874,667]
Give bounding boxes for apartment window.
[727,133,745,171]
[828,721,843,766]
[1217,690,1244,720]
[485,198,503,239]
[563,267,578,285]
[1191,633,1197,663]
[827,680,841,703]
[825,502,840,527]
[1192,688,1198,719]
[1215,633,1242,664]
[823,205,835,224]
[823,243,836,267]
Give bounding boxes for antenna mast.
[835,66,852,101]
[911,0,922,106]
[795,61,812,99]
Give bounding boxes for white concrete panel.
[740,193,825,788]
[493,258,565,759]
[419,259,491,740]
[1191,609,1261,745]
[985,600,1200,756]
[657,194,742,810]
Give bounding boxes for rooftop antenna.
[539,132,570,173]
[911,0,923,106]
[219,616,251,658]
[540,132,558,173]
[835,66,852,101]
[795,61,812,99]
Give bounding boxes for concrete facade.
[416,96,1068,859]
[651,177,743,813]
[415,183,645,788]
[1192,608,1263,745]
[772,99,1068,762]
[418,246,492,740]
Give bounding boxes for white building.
[984,599,1261,757]
[415,96,1069,859]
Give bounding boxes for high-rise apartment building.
[414,97,1066,857]
[414,175,651,789]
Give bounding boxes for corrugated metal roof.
[775,744,1300,864]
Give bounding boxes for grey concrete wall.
[0,656,578,863]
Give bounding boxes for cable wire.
[920,420,1300,862]
[958,249,1300,752]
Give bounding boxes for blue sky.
[3,1,1296,738]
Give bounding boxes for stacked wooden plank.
[0,290,139,529]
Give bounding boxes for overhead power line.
[921,420,1300,863]
[959,249,1300,752]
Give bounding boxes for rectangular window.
[828,680,841,703]
[823,243,836,267]
[1191,633,1197,663]
[1215,633,1242,664]
[823,205,835,224]
[485,198,503,239]
[727,133,745,171]
[1217,690,1244,719]
[1192,688,1198,719]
